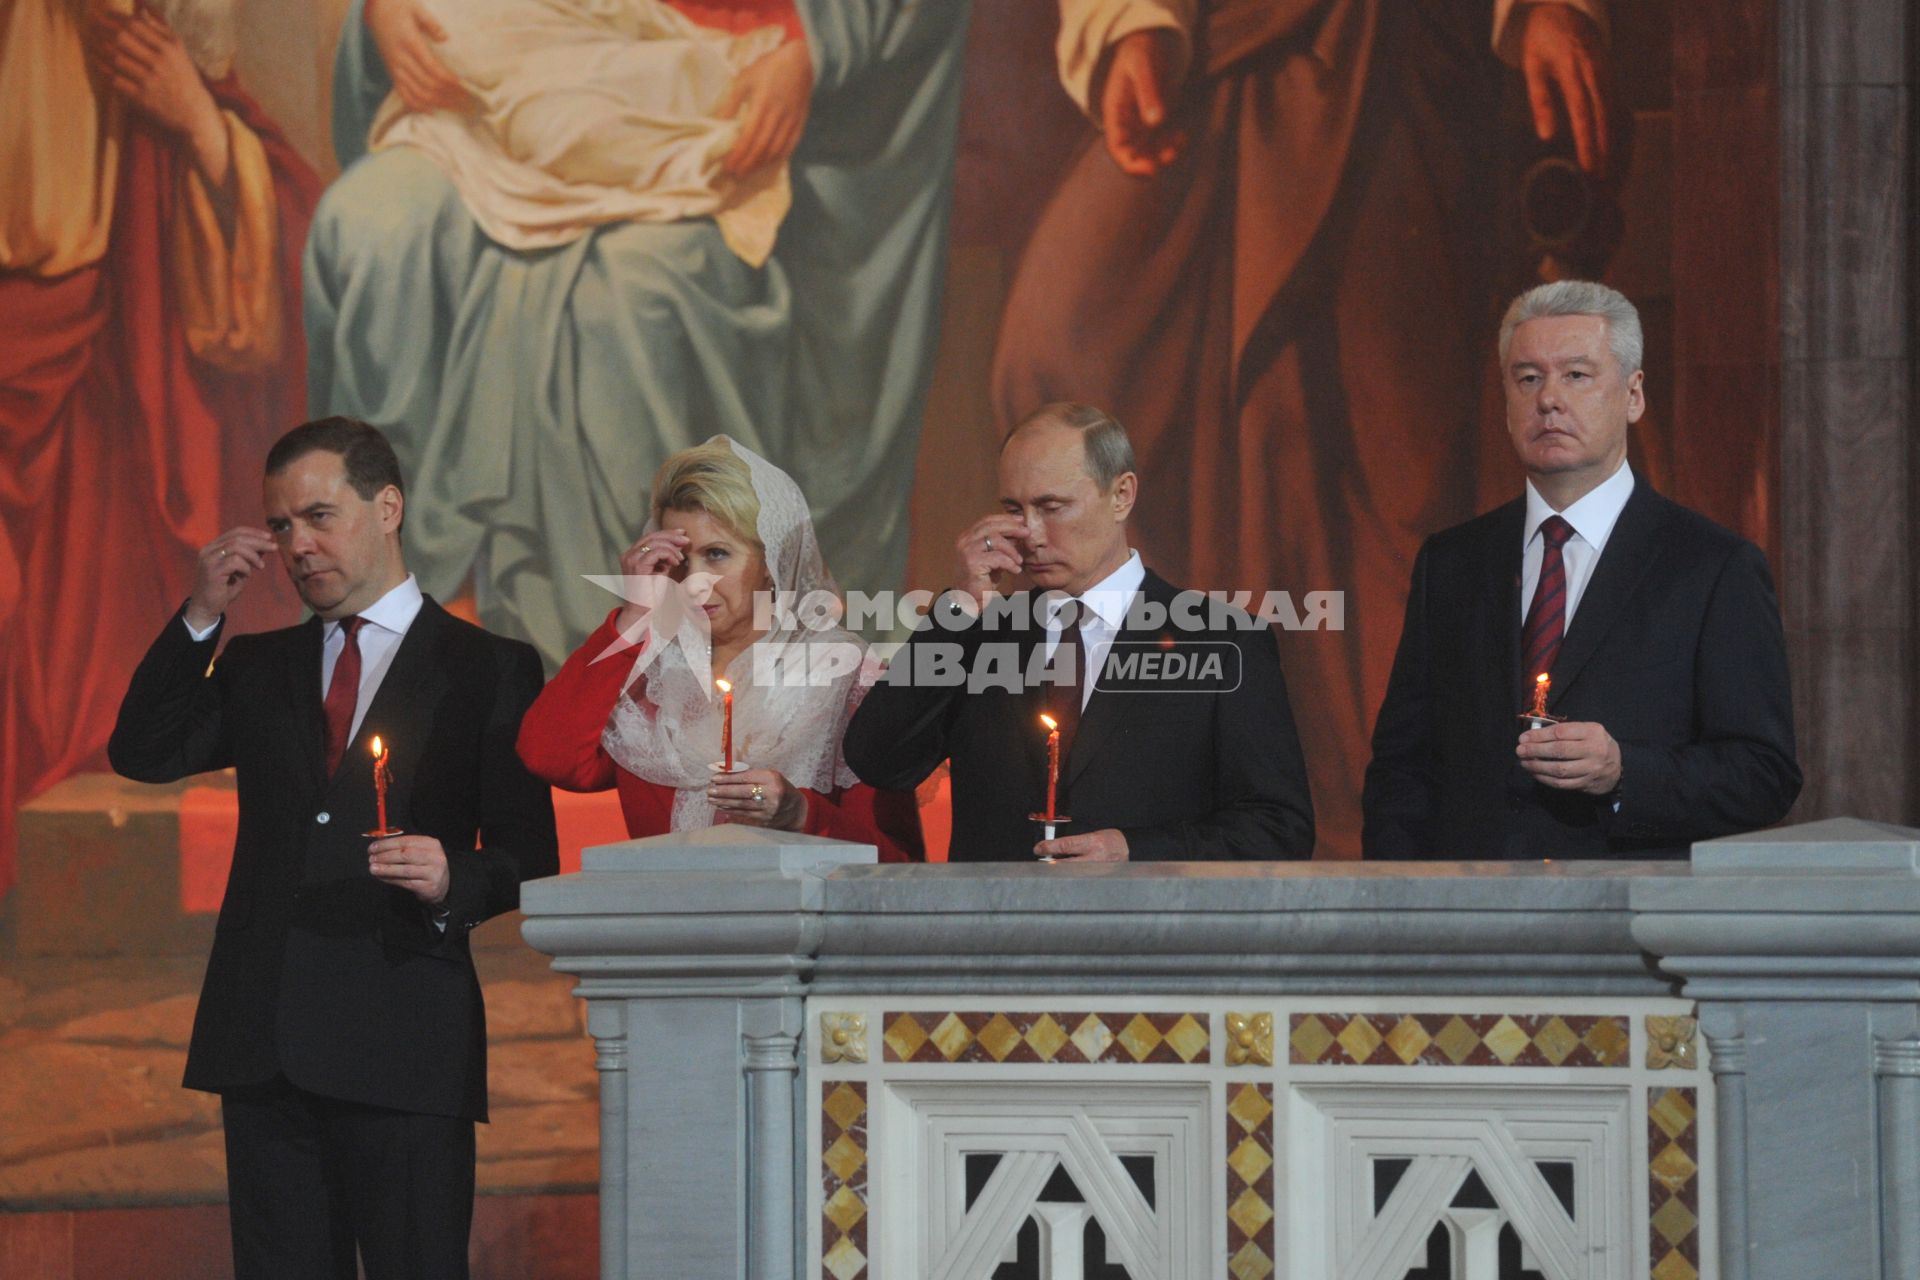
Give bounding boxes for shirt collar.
[327,574,424,639]
[1524,461,1635,551]
[1045,550,1144,630]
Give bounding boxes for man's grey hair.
[1499,280,1645,375]
[1003,402,1137,492]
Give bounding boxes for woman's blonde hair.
[649,439,763,551]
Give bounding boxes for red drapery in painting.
[0,77,320,895]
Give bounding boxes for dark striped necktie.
[1522,516,1575,680]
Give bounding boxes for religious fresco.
[1,0,1719,883]
[0,0,1778,1265]
[1,0,317,899]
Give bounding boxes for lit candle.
[1027,714,1070,854]
[369,735,394,835]
[1040,713,1061,821]
[716,678,734,771]
[1530,672,1551,720]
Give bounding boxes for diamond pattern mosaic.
[882,1011,1212,1065]
[821,1081,868,1280]
[1289,1013,1632,1067]
[1648,1086,1700,1280]
[1226,1083,1275,1280]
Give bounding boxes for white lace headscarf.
[601,436,871,830]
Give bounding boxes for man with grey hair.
[1362,282,1801,859]
[846,402,1314,862]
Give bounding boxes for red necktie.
[322,617,364,777]
[1522,516,1575,680]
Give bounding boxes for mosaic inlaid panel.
[882,1011,1211,1065]
[1648,1086,1700,1280]
[1290,1013,1635,1074]
[821,1081,868,1280]
[1225,1082,1276,1280]
[1289,1013,1632,1068]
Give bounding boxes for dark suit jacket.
[1362,477,1801,860]
[109,598,558,1120]
[845,569,1314,860]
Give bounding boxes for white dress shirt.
[185,575,425,739]
[1520,462,1634,627]
[1042,550,1146,712]
[319,575,425,742]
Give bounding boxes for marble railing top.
[520,820,1920,997]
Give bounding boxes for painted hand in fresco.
[718,38,815,177]
[86,5,230,186]
[1034,827,1130,862]
[1099,27,1187,178]
[1519,3,1614,175]
[364,0,474,115]
[184,528,278,632]
[1516,720,1623,795]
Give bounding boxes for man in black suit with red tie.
[110,418,557,1279]
[845,402,1314,862]
[1362,282,1801,859]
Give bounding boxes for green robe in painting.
[307,0,970,667]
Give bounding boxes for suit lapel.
[323,598,452,806]
[285,615,328,793]
[1479,500,1525,697]
[1547,478,1666,708]
[1065,571,1175,787]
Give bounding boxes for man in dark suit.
[1362,282,1801,860]
[109,418,558,1279]
[845,402,1314,861]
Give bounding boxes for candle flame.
[1535,672,1549,686]
[370,735,384,758]
[715,678,732,694]
[1039,713,1058,731]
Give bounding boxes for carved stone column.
[1777,0,1919,826]
[520,829,871,1279]
[1871,1010,1920,1280]
[587,1002,630,1280]
[1632,819,1920,1280]
[742,1003,803,1280]
[1700,1005,1750,1280]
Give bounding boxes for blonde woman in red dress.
[517,436,922,859]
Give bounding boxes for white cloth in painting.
[370,0,791,265]
[601,436,870,830]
